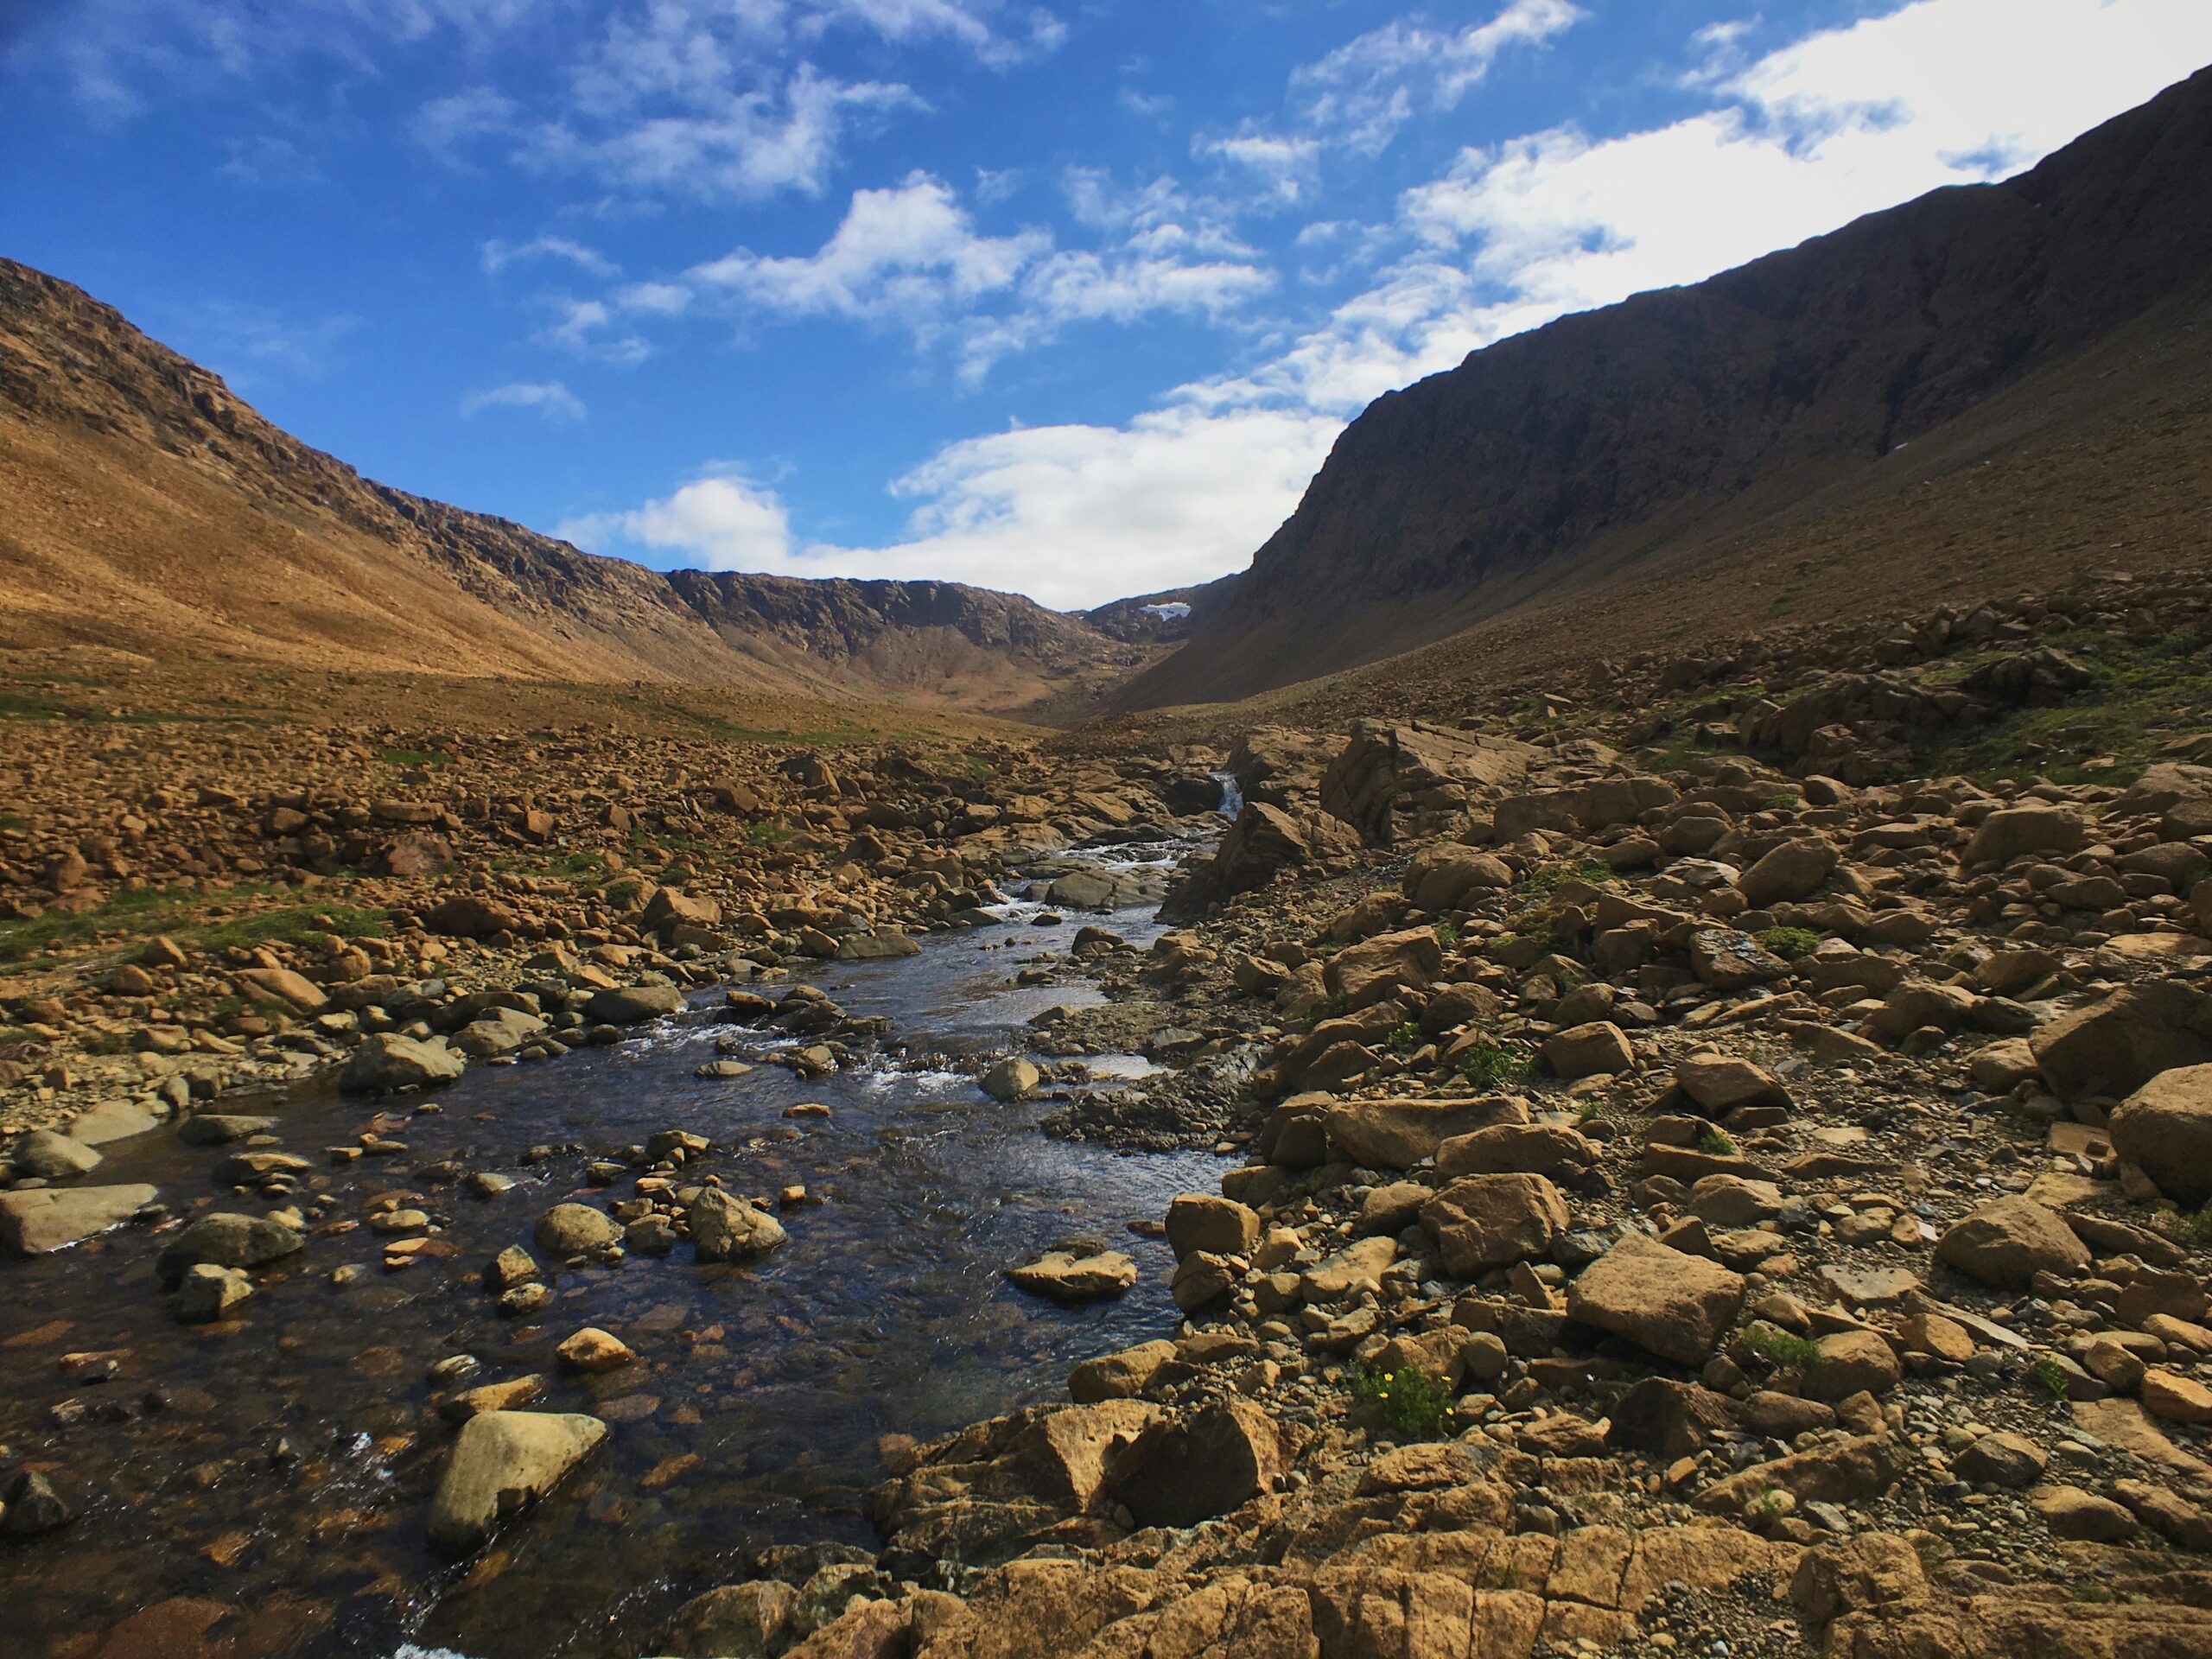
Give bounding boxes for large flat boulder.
[2109,1063,2212,1205]
[0,1184,157,1256]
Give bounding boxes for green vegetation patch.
[1457,1035,1535,1091]
[0,882,385,966]
[1348,1363,1454,1440]
[1757,925,1821,960]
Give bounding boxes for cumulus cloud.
[560,474,793,571]
[563,407,1337,607]
[461,380,588,421]
[680,169,1270,378]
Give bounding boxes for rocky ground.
[10,566,2212,1658]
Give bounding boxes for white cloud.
[542,298,652,365]
[1194,130,1319,206]
[560,474,793,571]
[530,62,918,201]
[1290,0,1585,154]
[565,407,1337,607]
[462,380,588,421]
[481,235,619,277]
[411,86,518,155]
[690,170,1048,321]
[679,169,1270,378]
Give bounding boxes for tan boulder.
[1567,1234,1745,1365]
[1935,1197,2088,1288]
[2108,1063,2212,1205]
[1420,1173,1570,1275]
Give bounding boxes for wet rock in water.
[556,1327,635,1373]
[340,1033,466,1094]
[587,983,686,1025]
[1005,1249,1137,1303]
[1567,1233,1745,1365]
[2108,1062,2212,1205]
[175,1114,276,1147]
[1095,1399,1281,1529]
[485,1246,541,1291]
[500,1283,551,1318]
[0,1184,159,1256]
[979,1058,1041,1102]
[838,928,922,961]
[660,1580,798,1659]
[536,1202,622,1258]
[1934,1197,2088,1288]
[0,1468,73,1537]
[689,1188,787,1262]
[155,1211,303,1282]
[10,1129,102,1179]
[176,1262,254,1322]
[425,1409,607,1553]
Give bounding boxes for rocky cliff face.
[0,258,1151,718]
[1121,64,2212,709]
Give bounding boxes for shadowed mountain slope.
[1117,63,2212,710]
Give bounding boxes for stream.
[0,830,1231,1657]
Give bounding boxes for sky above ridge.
[5,1,2209,610]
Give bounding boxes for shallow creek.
[0,874,1225,1657]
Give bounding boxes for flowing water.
[0,875,1225,1657]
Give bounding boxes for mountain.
[0,257,1155,720]
[1119,63,2212,710]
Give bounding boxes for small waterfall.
[1211,768,1243,818]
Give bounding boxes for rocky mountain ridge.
[1121,62,2212,709]
[0,257,1155,719]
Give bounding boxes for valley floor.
[6,565,2212,1658]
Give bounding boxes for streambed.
[0,880,1224,1657]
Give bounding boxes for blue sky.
[5,0,2209,608]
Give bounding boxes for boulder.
[1165,1194,1261,1260]
[979,1058,1041,1102]
[1936,1198,2088,1288]
[556,1327,634,1373]
[10,1128,102,1179]
[1324,1096,1527,1169]
[1069,1341,1179,1403]
[689,1189,787,1262]
[155,1211,303,1282]
[536,1203,623,1257]
[340,1033,466,1094]
[837,928,921,961]
[660,1582,798,1659]
[1675,1052,1790,1115]
[2108,1064,2212,1205]
[1434,1123,1598,1181]
[425,1410,607,1552]
[1096,1399,1281,1529]
[0,1184,157,1256]
[1955,1432,2047,1488]
[1802,1331,1902,1401]
[233,966,327,1014]
[1419,1173,1571,1275]
[176,1262,254,1322]
[1567,1233,1745,1365]
[586,983,686,1025]
[1542,1020,1634,1079]
[175,1114,276,1146]
[1322,926,1444,1010]
[424,895,524,938]
[1738,839,1840,906]
[1962,805,2089,866]
[1401,844,1513,911]
[1006,1250,1137,1303]
[2029,981,2212,1100]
